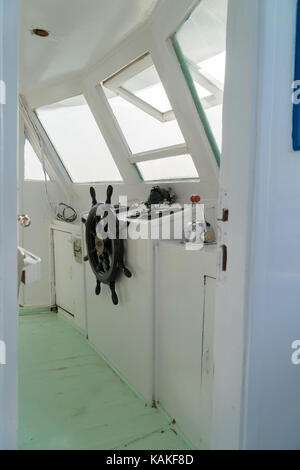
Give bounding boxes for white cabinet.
[52,225,86,331]
[82,223,217,446]
[83,237,154,404]
[156,242,217,449]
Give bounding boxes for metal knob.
[18,214,31,228]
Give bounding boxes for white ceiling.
[19,0,159,93]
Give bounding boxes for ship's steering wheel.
[82,185,132,306]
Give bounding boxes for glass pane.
[106,92,185,154]
[199,51,226,85]
[36,95,123,183]
[137,155,198,181]
[174,0,228,155]
[123,65,172,113]
[24,139,49,181]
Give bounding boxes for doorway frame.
[211,0,260,450]
[0,0,19,450]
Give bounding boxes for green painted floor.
[18,313,191,450]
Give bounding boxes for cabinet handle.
[221,245,227,272]
[218,209,229,222]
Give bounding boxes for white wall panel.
[19,181,65,307]
[156,242,217,448]
[52,226,86,331]
[84,238,154,403]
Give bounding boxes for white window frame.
[103,53,176,123]
[19,96,72,186]
[185,58,224,110]
[102,52,192,175]
[35,94,125,185]
[25,0,219,189]
[83,0,218,186]
[104,51,223,119]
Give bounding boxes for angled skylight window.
[122,64,173,113]
[24,138,49,181]
[105,93,185,155]
[137,155,198,182]
[173,0,228,163]
[36,95,123,183]
[103,53,199,181]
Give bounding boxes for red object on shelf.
[190,195,201,203]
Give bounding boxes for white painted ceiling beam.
[83,83,140,185]
[130,143,189,164]
[103,52,153,89]
[111,86,165,123]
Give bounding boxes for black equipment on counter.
[146,186,173,206]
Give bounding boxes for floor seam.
[111,425,171,450]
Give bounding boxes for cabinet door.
[53,230,76,315]
[156,243,205,448]
[156,242,217,449]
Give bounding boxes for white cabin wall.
[244,0,300,450]
[18,177,217,309]
[18,179,66,307]
[18,110,71,309]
